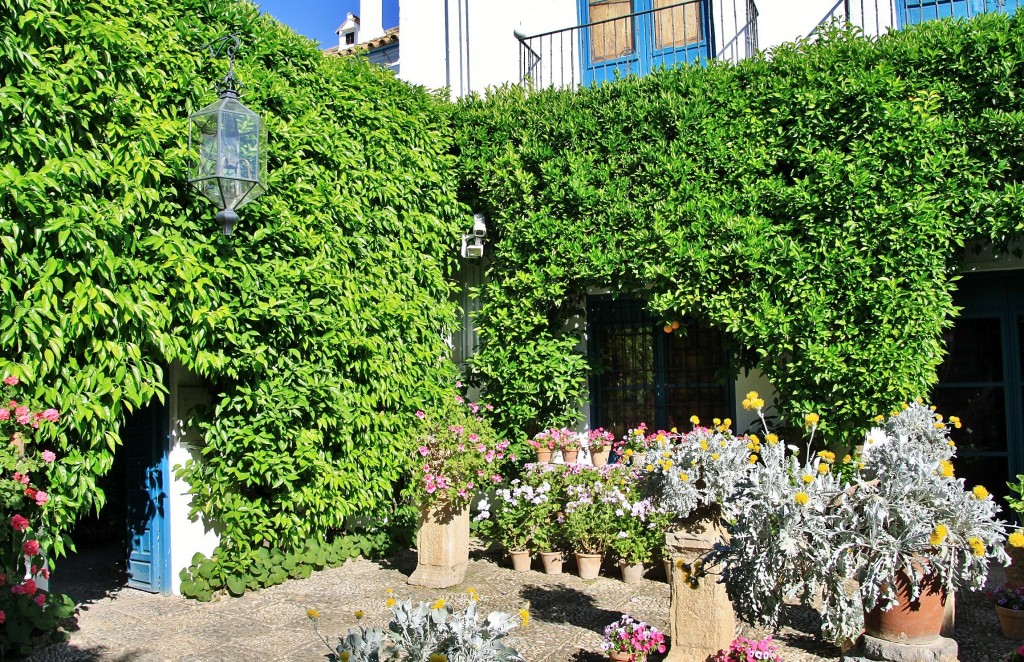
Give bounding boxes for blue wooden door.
[123,402,170,593]
[580,0,711,86]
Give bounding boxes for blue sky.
[253,0,399,48]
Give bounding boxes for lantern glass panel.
[188,96,267,212]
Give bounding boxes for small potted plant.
[600,614,666,661]
[587,428,616,467]
[563,465,622,578]
[607,486,671,583]
[493,479,544,572]
[711,636,783,662]
[989,584,1024,639]
[529,429,556,463]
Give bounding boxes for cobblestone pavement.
[24,543,1017,661]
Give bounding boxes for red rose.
[10,514,29,531]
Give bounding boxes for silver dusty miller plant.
[312,594,525,662]
[718,398,1008,644]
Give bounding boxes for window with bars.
[587,296,731,437]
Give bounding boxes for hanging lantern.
[188,34,267,235]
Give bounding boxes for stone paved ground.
[23,543,1019,661]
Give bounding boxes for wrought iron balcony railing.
[517,0,758,91]
[822,0,1021,38]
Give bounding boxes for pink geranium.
[10,514,29,531]
[23,539,40,556]
[34,593,45,606]
[3,375,18,386]
[41,450,56,463]
[41,408,58,422]
[34,491,49,505]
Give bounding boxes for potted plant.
[587,428,616,467]
[720,400,1009,646]
[600,614,666,661]
[408,392,508,588]
[606,482,671,583]
[529,429,556,464]
[711,636,783,662]
[493,479,543,572]
[523,465,568,574]
[989,584,1024,640]
[562,465,622,578]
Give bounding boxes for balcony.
[517,0,759,91]
[823,0,1021,38]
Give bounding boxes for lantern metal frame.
[187,34,268,235]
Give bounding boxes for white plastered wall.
[167,363,219,595]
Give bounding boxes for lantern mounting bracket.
[200,33,244,99]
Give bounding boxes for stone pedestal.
[408,501,470,588]
[665,519,734,662]
[843,634,958,662]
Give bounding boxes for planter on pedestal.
[540,551,564,574]
[408,500,470,588]
[509,550,531,572]
[575,552,603,579]
[664,517,734,662]
[619,561,645,583]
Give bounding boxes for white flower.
[864,427,888,447]
[617,531,629,538]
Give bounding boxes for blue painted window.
[579,0,710,86]
[898,0,1021,27]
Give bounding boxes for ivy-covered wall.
[453,16,1024,444]
[2,0,461,564]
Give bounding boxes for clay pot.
[509,550,531,572]
[575,552,603,579]
[562,448,579,463]
[536,447,552,463]
[619,561,645,583]
[997,606,1024,640]
[540,551,564,574]
[591,446,611,467]
[863,569,946,643]
[609,652,636,662]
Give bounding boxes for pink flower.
[468,433,479,443]
[455,381,463,388]
[485,450,495,463]
[12,472,29,485]
[415,410,426,420]
[0,610,4,624]
[418,446,430,456]
[41,409,58,422]
[469,403,480,414]
[23,539,40,556]
[457,444,465,451]
[41,567,49,580]
[476,444,486,452]
[16,413,31,425]
[34,593,45,606]
[14,405,28,417]
[458,489,468,498]
[466,482,474,490]
[3,376,18,386]
[41,451,56,463]
[454,395,464,404]
[34,491,49,505]
[0,408,8,420]
[491,474,502,483]
[11,579,37,596]
[10,515,28,531]
[425,483,437,494]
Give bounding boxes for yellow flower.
[766,433,779,445]
[938,460,954,478]
[663,451,671,458]
[934,413,944,422]
[663,460,673,469]
[794,492,810,506]
[969,537,986,557]
[671,427,677,433]
[386,597,397,607]
[624,449,633,457]
[802,474,814,484]
[646,464,655,472]
[949,415,962,429]
[930,524,948,546]
[657,433,666,443]
[933,422,946,430]
[713,418,721,426]
[1009,531,1024,548]
[749,434,760,444]
[842,454,853,464]
[749,454,758,464]
[805,413,820,427]
[690,415,700,425]
[519,607,530,627]
[431,599,447,610]
[972,485,990,500]
[429,655,448,662]
[306,608,320,620]
[873,414,885,423]
[723,418,732,429]
[466,587,479,601]
[679,472,689,481]
[386,587,395,595]
[354,610,365,620]
[746,390,760,401]
[340,652,351,662]
[711,453,720,461]
[818,464,829,475]
[917,397,924,404]
[818,451,836,463]
[700,441,709,451]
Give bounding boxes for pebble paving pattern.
[24,544,1018,661]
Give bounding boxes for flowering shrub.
[711,636,783,662]
[310,590,526,661]
[642,421,753,519]
[989,584,1024,611]
[0,375,75,655]
[719,396,1008,644]
[493,477,554,552]
[600,614,666,659]
[412,392,508,510]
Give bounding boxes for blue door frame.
[123,401,171,593]
[578,0,712,86]
[896,0,1021,28]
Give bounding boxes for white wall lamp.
[461,213,487,258]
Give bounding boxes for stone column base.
[408,501,470,589]
[843,634,958,662]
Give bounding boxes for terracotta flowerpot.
[562,448,579,463]
[620,561,645,583]
[609,651,636,662]
[575,552,603,579]
[1008,545,1024,586]
[540,551,564,574]
[997,606,1024,639]
[591,446,611,467]
[863,569,946,644]
[536,447,552,463]
[509,550,531,572]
